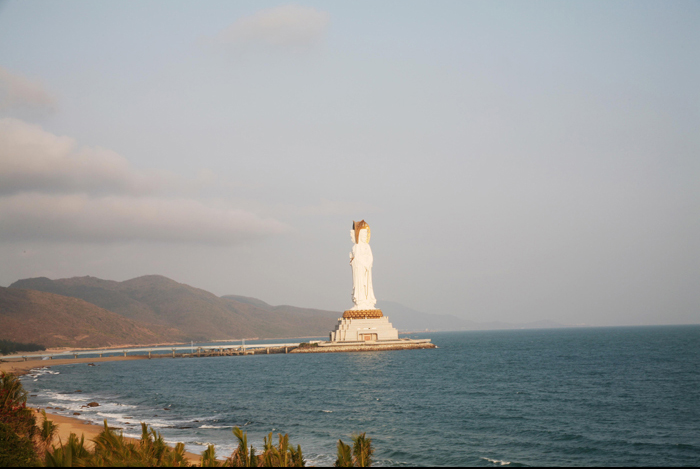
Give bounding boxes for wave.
[24,367,60,378]
[24,367,60,383]
[482,457,511,466]
[44,392,91,402]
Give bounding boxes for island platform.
[291,338,435,353]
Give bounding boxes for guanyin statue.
[349,220,378,311]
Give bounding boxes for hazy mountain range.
[378,301,566,332]
[1,275,567,349]
[7,276,339,347]
[0,286,180,348]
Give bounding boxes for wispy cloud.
[0,118,288,244]
[0,67,56,114]
[0,193,287,244]
[211,5,330,50]
[0,118,153,195]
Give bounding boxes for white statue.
[349,220,377,310]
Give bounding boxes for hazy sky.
[0,1,698,326]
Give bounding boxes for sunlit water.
[23,327,700,466]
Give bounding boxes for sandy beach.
[0,355,148,377]
[35,408,202,464]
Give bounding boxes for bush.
[297,342,319,348]
[335,433,374,467]
[0,372,36,439]
[0,340,45,356]
[0,422,38,467]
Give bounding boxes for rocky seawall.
[291,342,436,353]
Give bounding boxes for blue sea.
[23,327,700,466]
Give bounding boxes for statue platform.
[329,313,399,342]
[293,339,435,353]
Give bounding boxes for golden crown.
[353,220,371,244]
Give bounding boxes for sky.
[0,0,698,326]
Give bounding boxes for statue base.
[343,309,383,319]
[330,311,399,343]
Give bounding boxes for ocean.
[22,326,700,466]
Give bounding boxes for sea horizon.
[9,323,700,359]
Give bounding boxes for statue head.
[352,220,371,244]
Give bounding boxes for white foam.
[482,457,511,466]
[44,392,90,402]
[24,368,60,380]
[98,402,138,409]
[199,425,231,429]
[47,402,86,412]
[139,420,171,428]
[188,442,237,456]
[95,412,139,424]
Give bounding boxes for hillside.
[222,295,342,320]
[11,276,339,341]
[0,287,180,348]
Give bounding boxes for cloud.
[0,194,287,244]
[0,118,288,244]
[212,5,330,49]
[0,67,56,113]
[0,118,155,195]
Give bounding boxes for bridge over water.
[2,340,321,362]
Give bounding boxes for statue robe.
[350,238,377,310]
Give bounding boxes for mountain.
[11,276,339,341]
[0,287,179,348]
[378,301,567,331]
[222,295,342,320]
[222,294,273,310]
[378,301,479,331]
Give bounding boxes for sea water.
[23,327,700,466]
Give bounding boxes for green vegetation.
[334,434,374,467]
[334,439,353,467]
[296,342,319,348]
[0,422,38,467]
[1,372,375,467]
[0,372,39,466]
[0,339,45,356]
[44,433,91,467]
[0,372,36,439]
[42,423,312,467]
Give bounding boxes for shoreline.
[0,355,148,377]
[4,358,203,464]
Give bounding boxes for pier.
[0,341,309,364]
[1,339,434,365]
